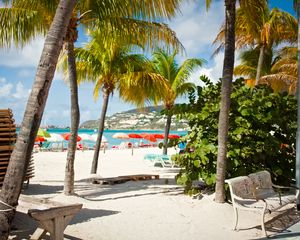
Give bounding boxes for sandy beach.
[9,147,298,240]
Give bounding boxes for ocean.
[45,128,187,149]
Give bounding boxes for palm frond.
[174,58,205,88]
[233,65,256,78]
[0,7,47,47]
[118,72,169,106]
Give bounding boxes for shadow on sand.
[11,207,119,240]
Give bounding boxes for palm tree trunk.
[163,113,172,155]
[0,0,75,238]
[255,45,265,85]
[91,89,110,174]
[64,41,80,195]
[215,0,236,203]
[295,0,300,210]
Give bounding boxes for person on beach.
[178,141,186,154]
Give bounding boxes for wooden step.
[0,146,14,151]
[0,128,16,132]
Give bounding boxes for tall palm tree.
[0,0,76,238]
[72,30,172,174]
[149,49,205,154]
[214,4,297,85]
[204,0,267,203]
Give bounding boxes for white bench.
[225,170,299,237]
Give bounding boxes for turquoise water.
[46,128,187,149]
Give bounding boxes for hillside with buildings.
[80,106,189,130]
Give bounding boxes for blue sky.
[0,0,295,126]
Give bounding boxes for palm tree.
[72,31,171,174]
[149,49,205,154]
[259,46,297,93]
[0,0,76,237]
[233,46,273,86]
[214,4,297,85]
[204,0,266,203]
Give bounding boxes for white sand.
[10,147,295,239]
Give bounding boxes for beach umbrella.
[141,133,157,142]
[78,133,93,141]
[128,133,143,139]
[168,134,180,139]
[127,133,143,155]
[47,133,64,142]
[90,134,108,142]
[112,132,129,139]
[37,128,51,137]
[152,133,164,139]
[62,133,82,142]
[35,136,45,142]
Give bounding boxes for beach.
[10,147,298,240]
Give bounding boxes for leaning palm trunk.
[163,113,172,155]
[64,41,80,195]
[255,44,265,85]
[215,0,236,203]
[91,89,110,174]
[0,0,75,238]
[295,0,300,209]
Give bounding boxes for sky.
[0,0,295,126]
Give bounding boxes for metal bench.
[225,170,299,237]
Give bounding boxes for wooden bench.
[225,170,299,237]
[18,195,82,240]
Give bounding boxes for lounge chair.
[144,154,174,168]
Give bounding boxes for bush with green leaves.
[173,76,297,191]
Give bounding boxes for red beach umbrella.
[141,133,157,142]
[62,133,82,142]
[128,133,143,139]
[35,136,45,142]
[168,134,180,139]
[152,133,164,139]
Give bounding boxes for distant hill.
[80,106,189,130]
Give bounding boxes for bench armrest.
[272,184,297,190]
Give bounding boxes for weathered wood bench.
[225,170,299,237]
[18,195,83,240]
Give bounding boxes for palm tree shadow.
[76,178,184,201]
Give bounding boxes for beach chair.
[143,154,174,168]
[40,141,51,151]
[153,156,173,168]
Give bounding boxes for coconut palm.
[149,49,205,154]
[233,46,274,87]
[214,4,297,85]
[205,0,268,203]
[71,31,171,174]
[0,1,76,237]
[260,46,297,93]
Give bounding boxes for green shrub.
[173,76,297,190]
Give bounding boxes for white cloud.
[169,1,224,58]
[0,82,13,98]
[0,77,6,84]
[12,82,31,99]
[17,69,34,78]
[0,36,44,68]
